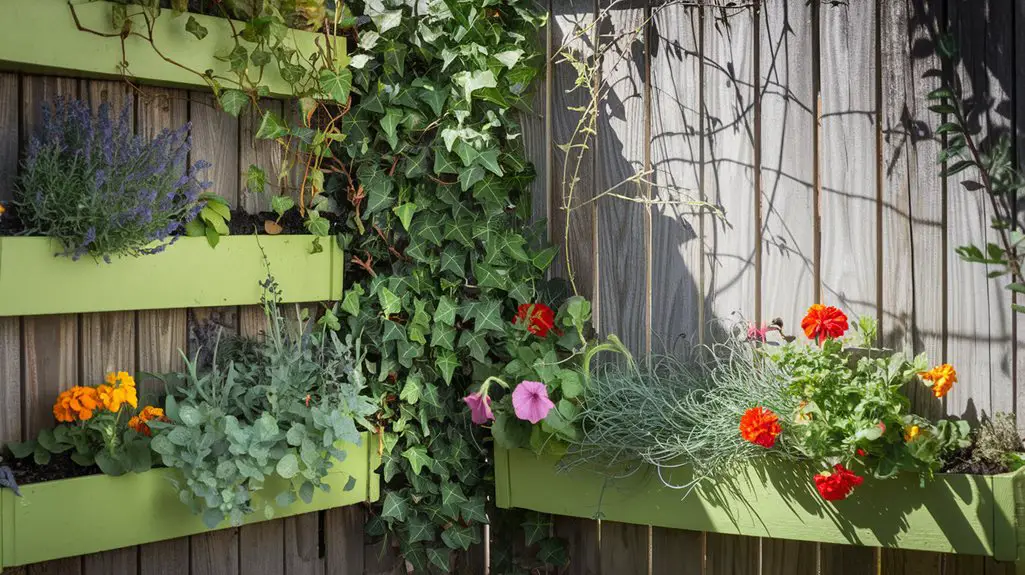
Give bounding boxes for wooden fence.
[0,0,1022,573]
[526,0,1023,573]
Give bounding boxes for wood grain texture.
[190,91,240,206]
[880,549,942,574]
[362,539,402,575]
[599,522,648,575]
[554,517,599,575]
[138,540,191,575]
[705,533,758,575]
[240,99,284,213]
[550,0,597,300]
[596,0,648,353]
[523,10,549,230]
[820,545,877,575]
[820,0,878,322]
[25,560,81,575]
[239,518,285,574]
[762,539,816,575]
[650,527,702,575]
[945,0,1014,421]
[324,506,365,575]
[0,73,16,200]
[190,528,240,575]
[285,512,325,575]
[82,548,138,575]
[650,2,703,353]
[702,2,757,335]
[759,0,815,332]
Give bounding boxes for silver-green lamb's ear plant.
[149,284,377,528]
[569,335,800,493]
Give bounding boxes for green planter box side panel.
[0,236,343,316]
[1,433,379,567]
[0,0,321,96]
[495,448,1025,561]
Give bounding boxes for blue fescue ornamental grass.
[14,98,212,262]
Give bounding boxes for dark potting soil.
[940,446,1011,475]
[5,451,100,485]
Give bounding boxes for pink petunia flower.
[512,380,555,424]
[463,391,494,425]
[746,323,769,342]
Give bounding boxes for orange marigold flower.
[904,425,921,442]
[740,407,782,448]
[919,364,956,398]
[53,386,101,422]
[801,304,849,344]
[128,406,167,437]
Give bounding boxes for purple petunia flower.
[511,381,555,424]
[463,391,494,425]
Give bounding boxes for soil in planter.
[941,445,1011,475]
[5,451,100,485]
[0,205,343,238]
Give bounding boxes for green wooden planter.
[495,447,1025,563]
[0,236,343,316]
[0,433,379,568]
[0,0,321,97]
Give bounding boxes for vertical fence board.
[820,545,876,575]
[550,0,597,299]
[762,539,815,575]
[944,0,1014,422]
[285,513,325,575]
[705,533,757,575]
[0,73,19,444]
[599,522,647,575]
[596,0,648,353]
[702,1,757,333]
[650,527,702,575]
[191,529,240,575]
[554,517,599,575]
[324,506,365,575]
[650,3,703,355]
[240,99,283,213]
[880,549,942,575]
[759,0,815,331]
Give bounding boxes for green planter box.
[0,0,321,97]
[0,433,379,568]
[495,447,1025,562]
[0,236,343,316]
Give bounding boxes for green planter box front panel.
[0,236,343,316]
[1,434,379,568]
[495,448,1025,562]
[0,0,322,96]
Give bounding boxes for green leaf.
[461,496,487,524]
[276,453,299,479]
[435,349,459,385]
[402,445,432,475]
[246,165,267,194]
[227,44,248,73]
[434,152,460,175]
[440,525,476,551]
[944,160,976,177]
[320,69,353,103]
[492,411,532,449]
[378,287,402,316]
[341,284,364,316]
[218,89,249,117]
[256,110,289,140]
[392,202,417,231]
[494,49,525,69]
[476,149,504,176]
[380,107,403,149]
[186,16,208,40]
[459,330,489,363]
[381,491,409,521]
[472,299,505,333]
[458,165,485,192]
[400,377,422,404]
[407,515,436,544]
[440,481,468,510]
[522,513,552,545]
[426,547,451,572]
[434,296,458,326]
[271,195,295,218]
[452,70,497,102]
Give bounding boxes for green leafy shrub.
[150,294,377,528]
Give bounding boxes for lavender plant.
[14,98,212,262]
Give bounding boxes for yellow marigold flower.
[920,364,957,398]
[98,383,138,412]
[128,406,167,437]
[0,203,6,215]
[105,371,136,389]
[53,386,100,422]
[904,425,921,442]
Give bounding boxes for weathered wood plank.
[820,0,878,323]
[240,99,283,214]
[820,545,876,575]
[191,528,240,575]
[650,2,703,354]
[596,0,648,354]
[0,73,17,446]
[190,91,240,206]
[285,512,325,575]
[20,76,80,442]
[702,1,757,336]
[705,533,758,575]
[550,0,596,300]
[650,527,702,575]
[554,517,599,575]
[762,538,816,575]
[0,73,16,200]
[880,549,942,575]
[523,8,549,230]
[599,522,647,575]
[945,0,1014,421]
[363,538,402,575]
[324,506,364,575]
[759,0,815,333]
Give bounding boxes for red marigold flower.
[739,407,782,449]
[801,304,849,344]
[513,303,556,337]
[814,464,864,501]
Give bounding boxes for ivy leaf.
[341,285,364,316]
[461,496,488,524]
[430,323,456,351]
[472,300,505,333]
[381,491,409,522]
[371,9,402,33]
[419,87,448,117]
[400,377,422,404]
[532,246,558,271]
[380,107,403,149]
[218,89,249,117]
[426,547,451,572]
[392,202,418,231]
[473,263,508,290]
[397,339,424,368]
[473,175,506,204]
[186,16,208,40]
[379,287,402,316]
[434,151,461,176]
[458,165,485,192]
[402,445,432,475]
[360,165,395,217]
[407,514,436,544]
[440,481,468,511]
[476,149,504,176]
[245,165,267,194]
[444,220,474,247]
[256,110,289,140]
[522,513,552,546]
[320,69,353,104]
[434,296,458,326]
[435,349,459,385]
[494,49,525,69]
[227,45,249,73]
[440,525,476,551]
[440,245,466,278]
[459,330,489,363]
[452,69,497,102]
